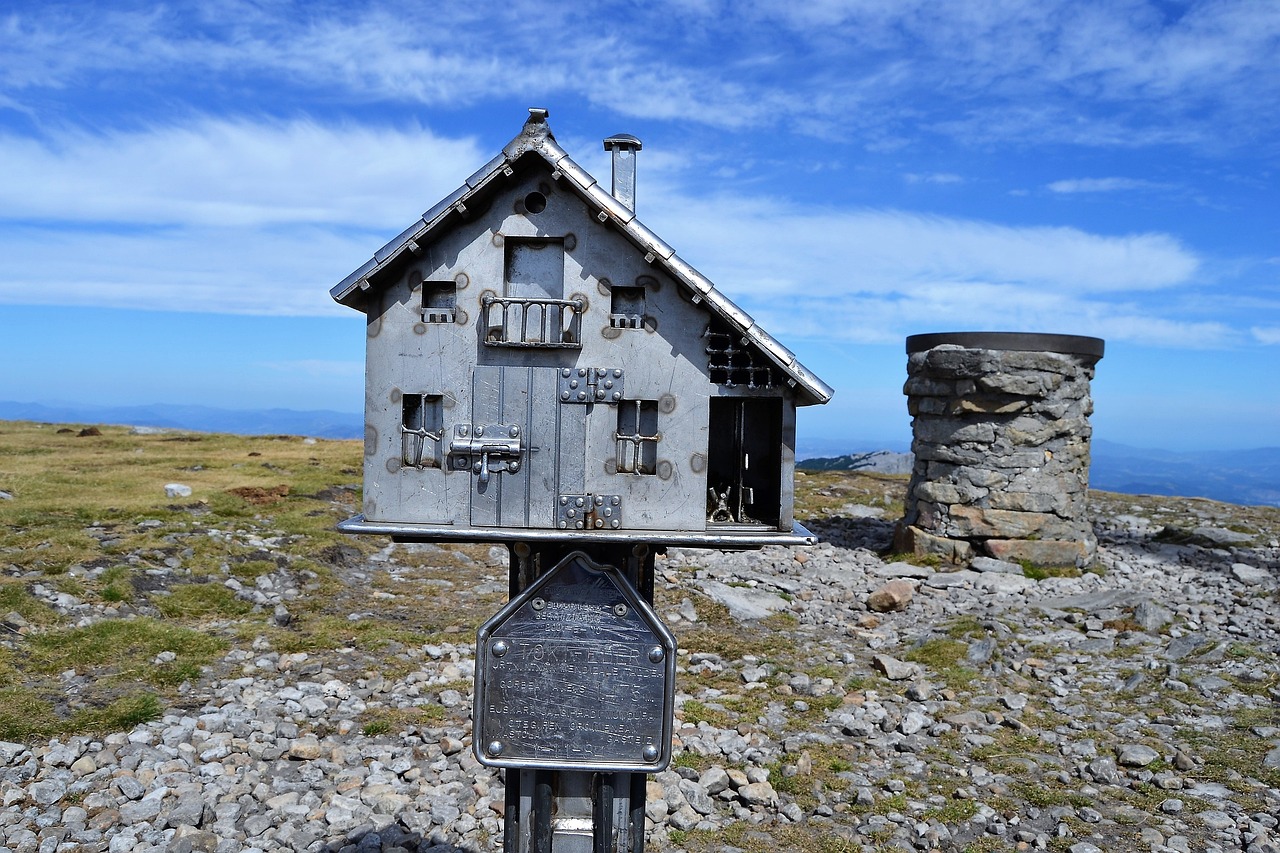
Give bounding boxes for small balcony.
[483,295,584,348]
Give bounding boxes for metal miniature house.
[331,109,833,547]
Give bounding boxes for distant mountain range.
[796,451,915,475]
[3,401,1276,508]
[1088,439,1280,508]
[798,439,1280,509]
[0,400,363,440]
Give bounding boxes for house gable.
[332,109,833,408]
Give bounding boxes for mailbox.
[331,109,832,853]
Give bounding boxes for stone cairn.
[894,332,1105,568]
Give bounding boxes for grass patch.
[152,583,254,620]
[1019,561,1081,580]
[679,699,735,729]
[359,704,445,736]
[903,638,977,689]
[248,614,438,656]
[228,559,277,581]
[1181,706,1280,793]
[0,581,60,627]
[26,618,225,687]
[678,598,797,662]
[0,689,163,742]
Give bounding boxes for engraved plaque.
[474,551,677,772]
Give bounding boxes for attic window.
[615,400,659,475]
[704,319,777,389]
[401,394,444,469]
[422,282,457,324]
[610,286,646,329]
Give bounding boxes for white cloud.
[0,222,366,317]
[4,1,1277,148]
[905,172,964,185]
[1253,327,1280,345]
[1047,177,1170,194]
[0,119,485,229]
[645,194,1200,298]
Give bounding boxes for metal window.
[703,319,777,389]
[422,282,457,324]
[609,286,646,329]
[401,393,444,468]
[615,400,659,475]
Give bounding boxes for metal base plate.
[338,515,817,548]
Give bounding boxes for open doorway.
[707,398,782,527]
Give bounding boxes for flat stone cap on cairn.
[906,331,1105,360]
[896,330,1105,569]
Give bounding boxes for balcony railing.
[483,295,583,348]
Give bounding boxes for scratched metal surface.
[474,552,677,772]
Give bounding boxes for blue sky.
[1,0,1277,451]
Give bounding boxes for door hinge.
[557,494,623,530]
[558,367,625,404]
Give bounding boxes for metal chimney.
[603,133,643,213]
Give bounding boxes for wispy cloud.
[4,1,1277,149]
[1253,327,1280,345]
[1046,177,1172,194]
[905,173,964,185]
[0,119,484,229]
[647,194,1200,298]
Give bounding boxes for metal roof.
[331,109,834,406]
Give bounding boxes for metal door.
[455,363,624,527]
[455,366,591,528]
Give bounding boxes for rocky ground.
[2,456,1279,853]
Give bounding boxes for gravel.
[2,491,1278,853]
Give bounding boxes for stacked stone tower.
[894,332,1105,568]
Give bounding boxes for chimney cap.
[604,133,642,151]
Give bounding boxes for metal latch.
[450,424,523,487]
[558,494,623,530]
[558,367,624,403]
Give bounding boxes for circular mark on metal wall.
[690,453,707,474]
[364,425,378,457]
[657,460,673,480]
[597,277,613,297]
[564,233,577,251]
[364,498,376,516]
[644,316,658,333]
[492,233,504,247]
[658,394,677,414]
[636,274,659,291]
[601,326,621,340]
[385,457,401,473]
[367,315,382,338]
[604,458,618,475]
[442,393,456,409]
[413,323,427,335]
[524,191,547,213]
[455,308,469,325]
[454,272,470,289]
[408,269,422,287]
[389,388,403,403]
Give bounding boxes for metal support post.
[497,544,658,852]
